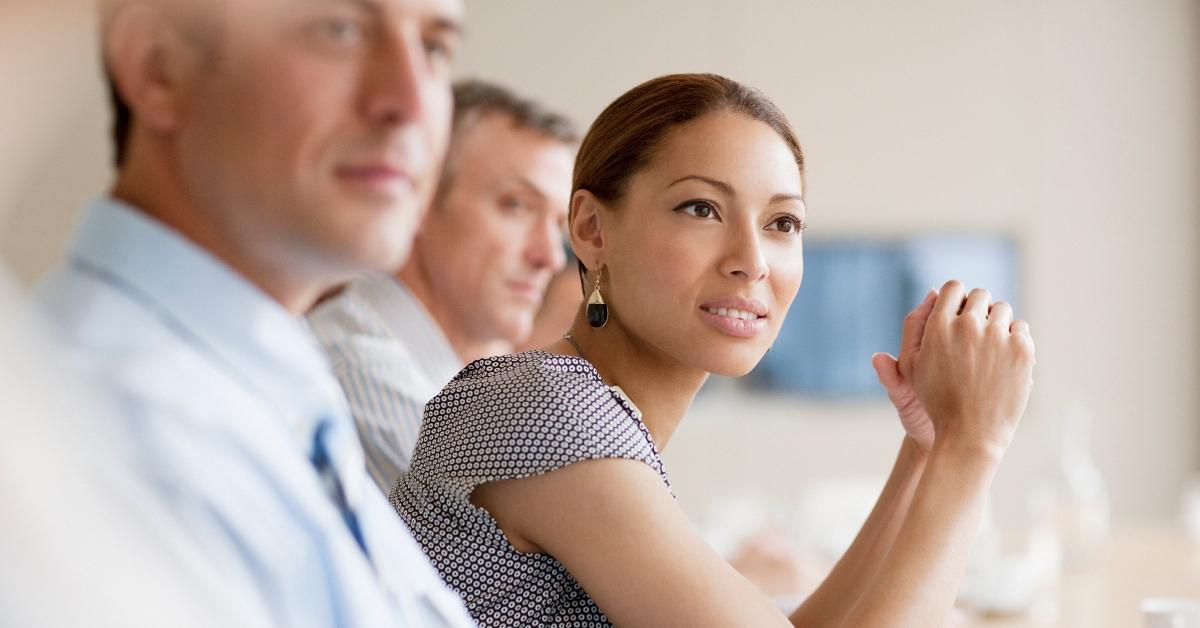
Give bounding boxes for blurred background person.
[309,79,576,494]
[25,0,476,626]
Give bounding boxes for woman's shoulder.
[412,351,661,485]
[429,350,611,416]
[455,349,601,383]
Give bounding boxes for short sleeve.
[407,353,665,497]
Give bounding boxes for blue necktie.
[310,418,369,558]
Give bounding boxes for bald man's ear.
[104,3,204,138]
[568,189,606,269]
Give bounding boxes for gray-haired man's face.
[413,112,574,346]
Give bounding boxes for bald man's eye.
[308,15,370,48]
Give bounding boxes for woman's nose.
[719,227,769,281]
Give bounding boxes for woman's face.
[600,111,806,377]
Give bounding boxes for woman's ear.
[568,189,606,269]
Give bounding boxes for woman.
[392,73,1034,627]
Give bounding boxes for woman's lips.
[698,306,768,338]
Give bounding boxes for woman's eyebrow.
[770,193,805,206]
[667,176,803,209]
[666,175,734,196]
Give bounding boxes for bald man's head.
[98,0,464,309]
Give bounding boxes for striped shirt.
[308,273,463,495]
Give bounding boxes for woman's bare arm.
[838,439,999,626]
[833,280,1035,627]
[788,290,940,626]
[473,457,791,628]
[787,436,927,627]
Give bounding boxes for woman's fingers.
[917,287,938,315]
[932,280,966,319]
[899,290,937,364]
[987,301,1014,331]
[960,288,991,322]
[908,282,1035,456]
[871,352,902,389]
[1009,320,1035,362]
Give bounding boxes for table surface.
[965,525,1200,627]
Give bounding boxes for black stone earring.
[586,267,608,328]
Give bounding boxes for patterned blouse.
[391,351,671,627]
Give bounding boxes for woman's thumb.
[871,352,902,388]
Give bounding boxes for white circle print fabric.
[391,351,671,627]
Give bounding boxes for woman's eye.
[676,201,719,220]
[767,216,806,234]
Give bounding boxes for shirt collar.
[67,197,346,442]
[353,272,463,379]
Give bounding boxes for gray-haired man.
[310,80,577,494]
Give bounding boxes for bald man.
[35,1,475,626]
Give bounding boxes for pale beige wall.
[0,0,106,279]
[2,0,1197,524]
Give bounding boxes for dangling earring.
[586,267,608,328]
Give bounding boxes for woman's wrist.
[890,436,931,489]
[899,435,932,466]
[929,432,1005,475]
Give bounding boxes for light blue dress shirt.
[36,198,475,628]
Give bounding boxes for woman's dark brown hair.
[572,73,805,275]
